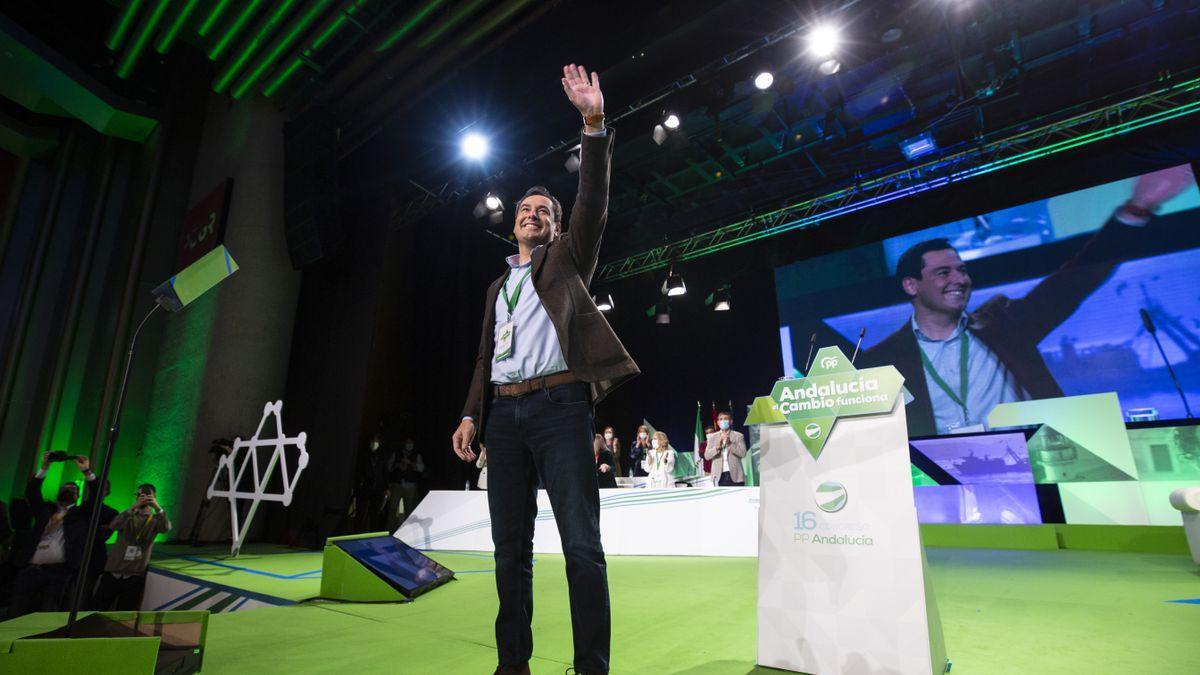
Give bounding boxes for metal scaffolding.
[598,72,1200,282]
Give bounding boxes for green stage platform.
[4,547,1197,673]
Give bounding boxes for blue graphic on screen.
[774,165,1200,424]
[335,536,454,597]
[910,432,1043,524]
[913,484,1042,525]
[911,433,1033,484]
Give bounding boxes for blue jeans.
[484,381,609,673]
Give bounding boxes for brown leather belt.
[494,371,580,398]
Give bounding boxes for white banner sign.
[396,487,758,557]
[757,407,946,673]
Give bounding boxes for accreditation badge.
[124,545,143,561]
[495,320,515,362]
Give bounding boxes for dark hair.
[517,186,562,226]
[717,411,732,418]
[137,483,157,495]
[895,238,956,281]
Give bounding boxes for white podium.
[753,346,947,674]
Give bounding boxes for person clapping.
[641,431,676,489]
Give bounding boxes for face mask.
[718,420,731,430]
[370,441,380,450]
[405,442,414,451]
[638,432,648,440]
[651,439,660,450]
[604,433,613,440]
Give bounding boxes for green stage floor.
[151,543,325,602]
[3,548,1198,673]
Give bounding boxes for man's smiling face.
[513,195,557,248]
[903,248,972,316]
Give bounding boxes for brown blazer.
[704,430,747,483]
[460,130,640,441]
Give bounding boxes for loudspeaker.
[283,109,342,269]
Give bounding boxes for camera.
[46,450,73,463]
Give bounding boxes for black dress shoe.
[493,664,531,675]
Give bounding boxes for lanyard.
[133,510,156,544]
[500,267,532,320]
[918,329,970,420]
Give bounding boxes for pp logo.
[815,481,847,513]
[803,422,822,439]
[819,355,839,369]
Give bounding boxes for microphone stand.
[67,303,160,635]
[802,332,817,375]
[851,328,866,364]
[1141,308,1194,418]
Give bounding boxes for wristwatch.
[583,112,605,127]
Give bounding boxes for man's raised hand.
[562,64,603,119]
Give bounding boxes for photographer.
[7,452,108,618]
[93,483,171,611]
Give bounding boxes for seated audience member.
[595,435,618,488]
[628,425,652,478]
[641,431,677,489]
[8,453,106,618]
[601,426,622,477]
[705,412,747,486]
[93,483,171,611]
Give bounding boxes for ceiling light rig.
[594,293,615,312]
[662,262,686,297]
[806,22,842,75]
[473,191,505,224]
[461,132,489,161]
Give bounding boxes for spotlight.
[654,300,670,325]
[663,114,681,130]
[564,151,581,173]
[713,285,731,312]
[818,58,841,76]
[461,132,489,160]
[594,293,614,312]
[652,124,668,146]
[474,191,504,220]
[662,264,686,297]
[900,132,938,160]
[754,71,774,90]
[806,24,840,58]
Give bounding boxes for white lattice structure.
[206,400,309,556]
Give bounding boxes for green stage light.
[232,0,336,100]
[208,0,267,61]
[116,0,173,79]
[374,0,447,53]
[197,0,235,37]
[155,0,204,54]
[214,0,300,93]
[106,0,148,51]
[262,0,370,97]
[461,0,535,47]
[416,0,490,50]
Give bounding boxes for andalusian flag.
[694,402,704,469]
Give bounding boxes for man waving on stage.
[451,64,639,675]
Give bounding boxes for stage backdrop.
[776,164,1200,528]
